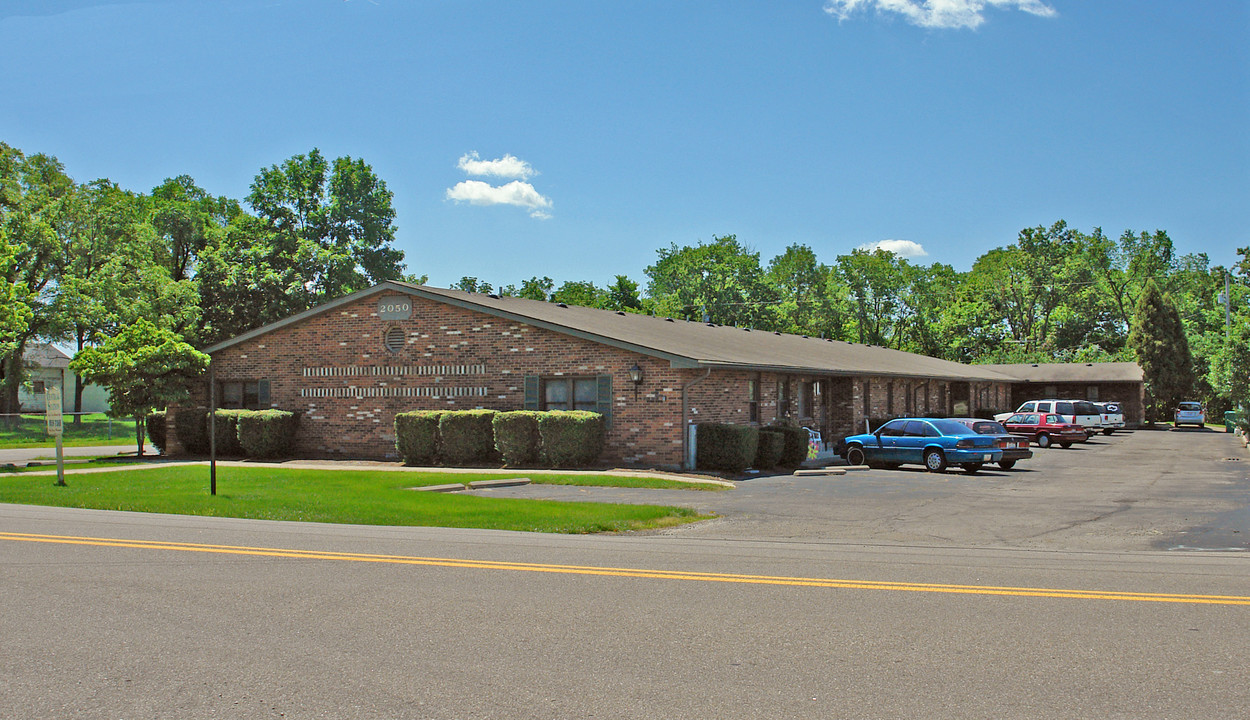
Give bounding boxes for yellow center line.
[3,531,1247,605]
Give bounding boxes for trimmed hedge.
[538,411,605,468]
[697,423,759,473]
[174,408,210,454]
[237,410,299,459]
[493,411,542,467]
[210,409,247,456]
[754,429,784,469]
[439,410,498,466]
[146,411,167,454]
[767,424,809,467]
[394,411,445,466]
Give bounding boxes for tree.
[645,235,776,327]
[517,276,554,301]
[1128,280,1194,423]
[246,149,407,309]
[0,230,32,362]
[150,175,241,282]
[455,277,493,294]
[69,319,209,455]
[550,280,606,308]
[603,275,644,312]
[767,244,846,337]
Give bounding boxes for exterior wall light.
[629,363,644,400]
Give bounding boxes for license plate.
[983,454,991,461]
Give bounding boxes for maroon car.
[1000,413,1088,449]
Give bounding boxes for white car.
[1095,402,1125,435]
[1174,401,1206,428]
[995,399,1103,436]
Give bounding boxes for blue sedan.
[842,417,1003,474]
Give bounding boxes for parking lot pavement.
[473,428,1250,552]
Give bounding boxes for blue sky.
[2,1,1246,290]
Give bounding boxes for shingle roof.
[977,361,1143,383]
[22,343,70,369]
[205,281,1016,382]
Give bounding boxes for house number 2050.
[378,298,412,320]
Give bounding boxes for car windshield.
[928,419,975,436]
[1178,402,1202,411]
[971,421,1007,435]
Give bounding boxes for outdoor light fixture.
[629,363,644,400]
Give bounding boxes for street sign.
[45,387,63,437]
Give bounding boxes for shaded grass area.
[0,466,712,533]
[0,414,137,448]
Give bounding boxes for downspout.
[680,367,712,470]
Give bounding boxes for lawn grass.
[0,414,138,448]
[0,457,147,473]
[0,465,712,533]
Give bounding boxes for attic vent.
[384,327,406,353]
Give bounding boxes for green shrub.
[493,411,542,467]
[174,408,209,455]
[538,411,605,468]
[754,429,784,469]
[767,424,809,467]
[394,411,445,466]
[696,423,759,473]
[439,410,498,465]
[210,409,246,456]
[145,411,168,454]
[236,410,299,459]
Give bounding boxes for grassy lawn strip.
[0,465,711,533]
[1,458,147,473]
[0,414,137,448]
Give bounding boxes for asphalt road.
[2,428,1247,719]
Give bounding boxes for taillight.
[956,439,975,449]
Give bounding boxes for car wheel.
[999,460,1016,470]
[924,449,947,473]
[962,463,983,474]
[846,446,866,466]
[1037,434,1052,449]
[1060,442,1072,449]
[1102,429,1114,436]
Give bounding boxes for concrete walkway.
[0,443,153,465]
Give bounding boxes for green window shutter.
[596,374,612,428]
[524,376,540,410]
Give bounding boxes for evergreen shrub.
[767,424,809,467]
[696,423,759,473]
[493,411,542,466]
[754,428,784,469]
[237,410,299,458]
[174,408,209,455]
[146,411,167,454]
[439,410,498,465]
[394,411,444,466]
[538,411,604,468]
[210,409,246,456]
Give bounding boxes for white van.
[995,400,1103,436]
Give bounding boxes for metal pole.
[209,361,216,496]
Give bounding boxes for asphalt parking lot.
[477,427,1250,552]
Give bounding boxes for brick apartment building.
[168,282,1037,469]
[979,361,1145,425]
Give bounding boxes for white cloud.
[457,152,536,180]
[445,180,553,220]
[857,239,929,258]
[823,0,1056,30]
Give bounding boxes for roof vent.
[616,311,626,316]
[1031,363,1039,367]
[802,335,809,339]
[665,318,675,322]
[743,328,751,332]
[1085,363,1094,366]
[706,323,716,327]
[488,294,500,299]
[556,303,568,308]
[774,332,782,336]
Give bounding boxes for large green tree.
[1129,279,1194,423]
[69,319,209,455]
[246,148,406,308]
[645,234,776,327]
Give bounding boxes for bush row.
[394,410,605,468]
[173,408,299,458]
[695,423,809,473]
